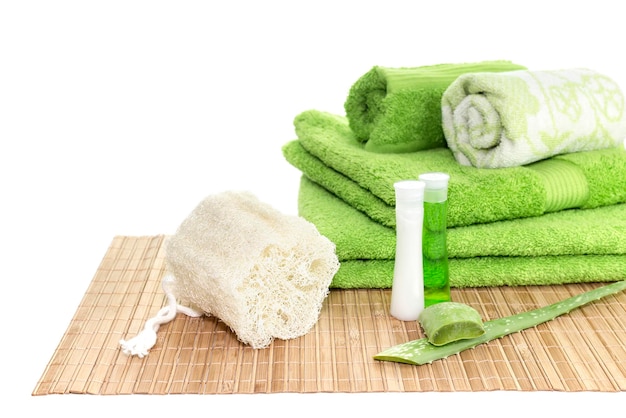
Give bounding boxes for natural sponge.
[165,191,340,349]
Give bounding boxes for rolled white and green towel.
[442,68,626,168]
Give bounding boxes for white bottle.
[390,180,425,321]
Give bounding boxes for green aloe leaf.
[374,280,626,365]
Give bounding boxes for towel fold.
[283,110,626,229]
[343,61,527,153]
[442,68,626,168]
[298,176,626,288]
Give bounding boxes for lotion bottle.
[390,180,425,321]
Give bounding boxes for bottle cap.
[418,172,450,190]
[419,172,450,203]
[394,180,425,202]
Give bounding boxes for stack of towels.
[282,60,626,288]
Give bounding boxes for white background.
[2,1,625,415]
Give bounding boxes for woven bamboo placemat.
[33,235,626,395]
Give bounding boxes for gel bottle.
[390,180,425,321]
[419,172,451,307]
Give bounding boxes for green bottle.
[418,172,451,307]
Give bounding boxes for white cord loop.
[119,274,203,358]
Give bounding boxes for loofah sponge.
[164,191,340,349]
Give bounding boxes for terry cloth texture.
[282,110,626,229]
[344,60,526,153]
[298,176,626,288]
[442,68,626,168]
[165,191,339,348]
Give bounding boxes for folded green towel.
[283,110,626,228]
[344,60,527,153]
[298,176,626,288]
[442,68,626,168]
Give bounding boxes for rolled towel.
[442,68,626,168]
[344,60,526,153]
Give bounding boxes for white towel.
[442,68,626,168]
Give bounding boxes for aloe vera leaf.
[374,280,626,365]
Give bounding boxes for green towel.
[442,68,626,168]
[344,60,527,153]
[283,110,626,228]
[298,176,626,288]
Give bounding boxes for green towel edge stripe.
[527,159,590,212]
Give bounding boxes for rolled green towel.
[283,110,626,228]
[344,60,527,153]
[442,68,626,168]
[298,176,626,288]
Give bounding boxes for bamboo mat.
[33,235,626,395]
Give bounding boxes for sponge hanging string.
[119,274,203,358]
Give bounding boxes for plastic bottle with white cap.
[390,180,426,321]
[418,172,451,307]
